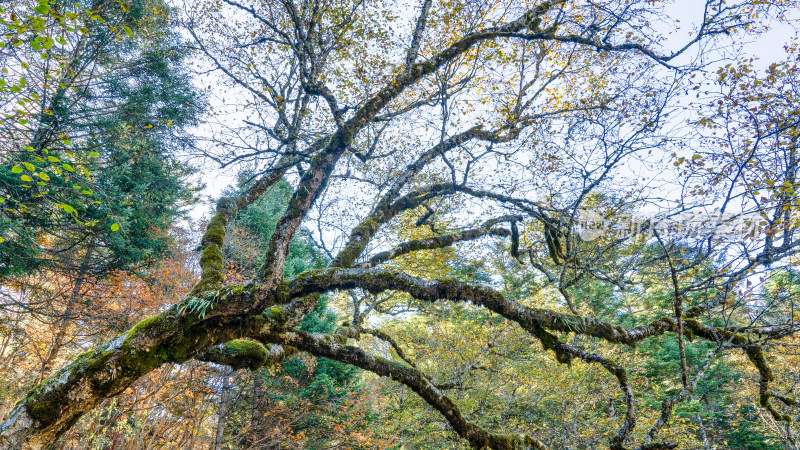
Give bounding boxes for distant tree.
[0,0,201,423]
[0,0,201,277]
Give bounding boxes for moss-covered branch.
[269,330,549,450]
[284,268,679,346]
[190,210,227,297]
[197,339,283,370]
[190,166,294,299]
[0,284,280,449]
[682,318,790,423]
[355,217,518,269]
[283,267,796,444]
[331,183,457,268]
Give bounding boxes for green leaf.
[58,203,76,214]
[62,163,74,172]
[123,26,132,37]
[20,175,32,182]
[110,223,120,231]
[47,156,59,162]
[18,77,27,87]
[11,166,23,173]
[34,4,49,14]
[89,152,99,157]
[23,162,35,171]
[81,190,92,195]
[39,172,50,181]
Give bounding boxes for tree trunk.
[214,368,233,450]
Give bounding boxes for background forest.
[2,0,800,449]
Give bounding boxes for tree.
[0,0,200,377]
[3,0,800,449]
[0,0,201,432]
[0,0,201,276]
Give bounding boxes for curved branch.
[268,330,549,449]
[284,268,678,346]
[0,288,282,449]
[197,340,294,370]
[355,217,518,268]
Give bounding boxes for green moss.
[202,213,227,247]
[331,218,381,267]
[189,211,228,299]
[437,278,459,299]
[26,389,68,426]
[214,340,269,370]
[609,435,625,450]
[22,348,118,426]
[199,245,223,270]
[332,327,352,344]
[201,339,269,370]
[376,355,409,372]
[229,284,245,295]
[19,310,222,429]
[532,325,572,365]
[124,315,164,344]
[273,281,290,304]
[263,305,287,327]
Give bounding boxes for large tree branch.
[355,216,519,269]
[196,340,293,370]
[284,268,677,346]
[0,285,284,448]
[266,330,549,450]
